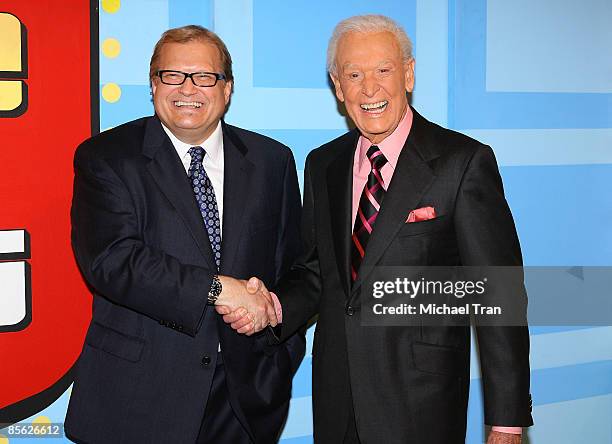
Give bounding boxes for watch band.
[207,274,222,305]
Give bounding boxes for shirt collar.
[356,106,413,171]
[161,120,224,164]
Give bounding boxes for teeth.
[174,101,202,108]
[360,101,388,110]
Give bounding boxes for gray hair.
[327,14,413,76]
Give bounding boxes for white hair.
[327,14,413,75]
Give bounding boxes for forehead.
[336,31,402,67]
[157,40,222,70]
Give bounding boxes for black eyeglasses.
[156,70,227,87]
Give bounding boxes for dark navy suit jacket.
[65,116,305,443]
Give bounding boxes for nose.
[178,77,198,95]
[361,72,380,97]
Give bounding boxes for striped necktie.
[351,145,387,282]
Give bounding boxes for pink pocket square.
[406,206,436,223]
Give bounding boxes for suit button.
[177,325,184,332]
[201,355,211,366]
[346,305,354,316]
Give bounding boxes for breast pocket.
[397,215,448,237]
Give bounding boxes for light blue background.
[15,1,612,443]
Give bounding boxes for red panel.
[0,1,94,415]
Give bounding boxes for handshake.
[214,276,278,336]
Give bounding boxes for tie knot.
[188,146,205,163]
[366,145,387,170]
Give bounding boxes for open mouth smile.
[174,101,203,108]
[360,100,388,114]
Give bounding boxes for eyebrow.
[341,60,395,70]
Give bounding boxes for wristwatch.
[207,274,222,305]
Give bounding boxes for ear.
[223,80,233,105]
[330,73,345,103]
[151,78,158,96]
[404,58,415,93]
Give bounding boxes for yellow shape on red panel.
[101,0,121,14]
[0,12,26,116]
[102,37,121,58]
[0,81,23,111]
[0,13,22,72]
[102,83,121,103]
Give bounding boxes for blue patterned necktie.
[188,146,221,269]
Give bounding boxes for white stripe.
[0,230,25,254]
[470,327,612,378]
[463,129,612,166]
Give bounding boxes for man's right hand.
[215,276,277,335]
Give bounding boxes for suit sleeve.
[271,149,306,372]
[71,145,211,337]
[454,145,533,426]
[274,150,303,283]
[274,153,323,342]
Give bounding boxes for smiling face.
[151,40,232,145]
[330,31,414,144]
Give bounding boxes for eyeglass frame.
[156,70,227,87]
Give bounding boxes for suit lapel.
[351,110,438,299]
[218,122,254,275]
[143,116,216,270]
[327,130,359,298]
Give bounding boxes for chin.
[362,125,392,137]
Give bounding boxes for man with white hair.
[222,14,532,443]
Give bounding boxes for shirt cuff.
[270,292,283,324]
[491,426,522,435]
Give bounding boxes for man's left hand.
[487,431,521,444]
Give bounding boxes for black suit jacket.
[276,108,533,444]
[65,116,305,444]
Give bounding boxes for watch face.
[212,276,221,293]
[208,276,221,304]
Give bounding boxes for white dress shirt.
[161,121,225,240]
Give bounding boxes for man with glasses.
[65,25,304,444]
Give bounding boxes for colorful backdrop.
[1,0,611,443]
